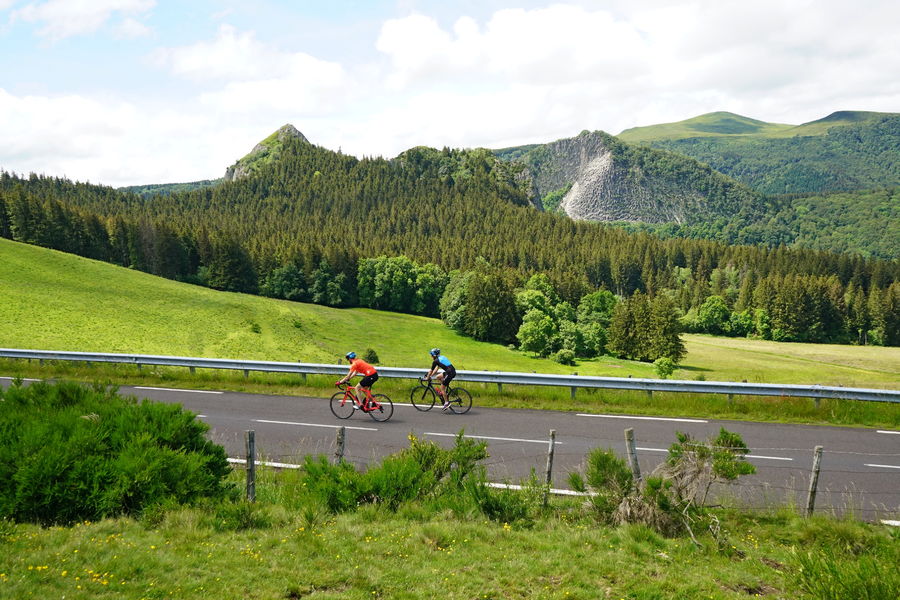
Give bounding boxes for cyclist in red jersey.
[336,351,379,410]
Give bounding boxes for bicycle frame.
[335,382,381,411]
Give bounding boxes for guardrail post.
[805,445,823,517]
[301,373,307,383]
[727,393,734,405]
[543,429,556,506]
[570,386,577,400]
[243,369,249,379]
[497,382,502,393]
[645,390,653,400]
[245,430,256,502]
[813,397,821,409]
[624,428,642,483]
[335,426,346,464]
[189,366,196,374]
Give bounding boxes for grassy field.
[2,237,898,427]
[1,466,898,600]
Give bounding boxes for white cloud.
[114,16,151,39]
[12,0,154,41]
[369,1,900,142]
[2,1,899,187]
[155,24,350,115]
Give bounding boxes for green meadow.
[2,237,898,427]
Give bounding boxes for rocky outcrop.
[225,124,309,182]
[508,130,756,224]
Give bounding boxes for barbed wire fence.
[226,426,900,522]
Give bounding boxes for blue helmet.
[345,351,356,360]
[430,348,440,357]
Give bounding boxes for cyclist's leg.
[435,373,446,401]
[354,382,367,407]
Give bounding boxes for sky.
[1,0,898,187]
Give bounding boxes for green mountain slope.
[618,111,794,142]
[4,237,900,387]
[0,237,652,376]
[618,111,900,195]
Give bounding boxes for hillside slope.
[0,238,652,377]
[618,111,900,195]
[3,238,899,387]
[495,130,765,224]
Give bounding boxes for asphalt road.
[4,377,899,520]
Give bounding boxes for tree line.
[1,138,898,355]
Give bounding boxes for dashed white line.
[877,430,900,435]
[135,386,223,394]
[578,413,707,423]
[254,419,377,432]
[425,432,561,445]
[865,463,900,470]
[0,376,40,381]
[638,446,792,461]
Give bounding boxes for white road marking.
[865,463,900,470]
[227,458,301,469]
[255,419,377,432]
[577,413,708,423]
[196,414,207,418]
[0,376,41,381]
[638,446,792,461]
[877,430,900,435]
[135,386,223,394]
[425,432,561,445]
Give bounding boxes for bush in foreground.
[0,380,233,525]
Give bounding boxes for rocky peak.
[225,124,310,182]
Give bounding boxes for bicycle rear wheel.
[410,385,436,411]
[329,392,355,419]
[368,394,394,422]
[448,387,472,414]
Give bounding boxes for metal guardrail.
[1,347,899,404]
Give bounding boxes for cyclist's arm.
[338,368,357,384]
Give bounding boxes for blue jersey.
[432,355,453,370]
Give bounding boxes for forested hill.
[2,136,899,350]
[494,129,766,225]
[617,111,900,195]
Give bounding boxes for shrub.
[653,357,676,379]
[552,348,576,365]
[363,348,379,364]
[299,432,488,513]
[0,381,232,526]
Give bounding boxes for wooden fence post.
[245,430,256,502]
[335,426,346,463]
[624,428,642,483]
[543,430,556,506]
[805,445,823,517]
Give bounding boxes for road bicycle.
[409,376,472,414]
[330,382,394,422]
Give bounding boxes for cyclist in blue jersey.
[425,348,457,411]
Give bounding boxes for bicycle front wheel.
[368,394,394,422]
[410,385,436,411]
[330,392,355,419]
[448,387,472,414]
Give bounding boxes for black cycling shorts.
[441,368,456,387]
[360,373,379,388]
